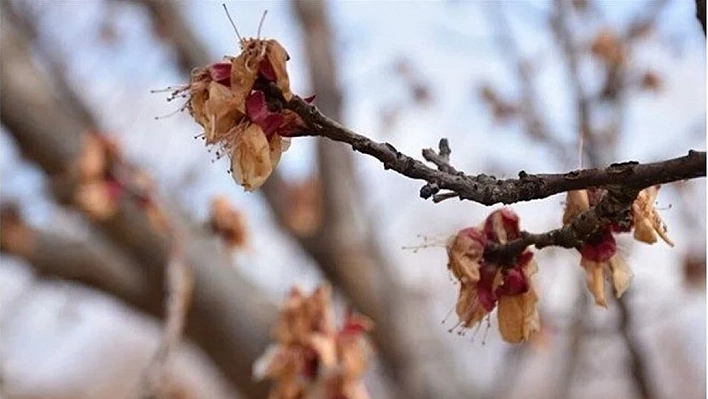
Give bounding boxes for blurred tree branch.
[0,10,275,398]
[697,0,706,35]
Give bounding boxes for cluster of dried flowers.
[73,130,168,231]
[175,36,310,191]
[254,285,374,399]
[563,186,672,307]
[446,208,540,344]
[208,195,248,250]
[446,186,672,343]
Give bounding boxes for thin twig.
[136,230,193,399]
[284,94,705,206]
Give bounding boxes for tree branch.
[285,95,705,205]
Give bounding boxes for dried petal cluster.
[254,284,373,399]
[176,38,308,191]
[562,186,672,307]
[208,196,248,249]
[446,208,540,344]
[73,130,167,231]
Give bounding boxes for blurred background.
[0,1,705,398]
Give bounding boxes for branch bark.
[285,95,705,204]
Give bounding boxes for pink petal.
[258,59,277,82]
[208,62,232,86]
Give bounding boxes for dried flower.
[255,284,373,399]
[563,189,632,307]
[632,185,673,246]
[169,36,304,191]
[209,195,248,249]
[447,208,540,343]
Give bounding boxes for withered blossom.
[446,208,540,344]
[169,35,308,191]
[563,189,631,307]
[209,196,248,249]
[254,284,373,399]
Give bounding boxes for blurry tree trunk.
[0,12,274,398]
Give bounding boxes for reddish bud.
[496,267,528,296]
[579,228,617,263]
[245,90,284,136]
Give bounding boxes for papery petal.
[253,344,292,381]
[337,334,372,379]
[609,255,632,298]
[455,283,488,328]
[308,333,337,372]
[230,123,274,191]
[230,51,262,112]
[265,40,293,100]
[581,259,607,307]
[497,290,540,343]
[563,190,590,225]
[446,227,485,284]
[632,186,674,247]
[203,82,244,144]
[496,260,540,343]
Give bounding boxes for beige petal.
[581,259,607,308]
[230,123,274,191]
[563,190,590,225]
[268,133,286,170]
[74,181,118,221]
[202,81,244,145]
[609,255,632,298]
[309,333,337,371]
[230,48,263,111]
[337,335,372,379]
[632,186,674,247]
[497,290,540,344]
[446,230,483,285]
[266,40,293,100]
[188,69,211,127]
[455,283,488,328]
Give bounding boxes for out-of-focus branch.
[1,204,150,308]
[616,293,655,399]
[698,0,707,36]
[486,3,575,167]
[289,1,463,397]
[130,0,211,74]
[0,13,274,398]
